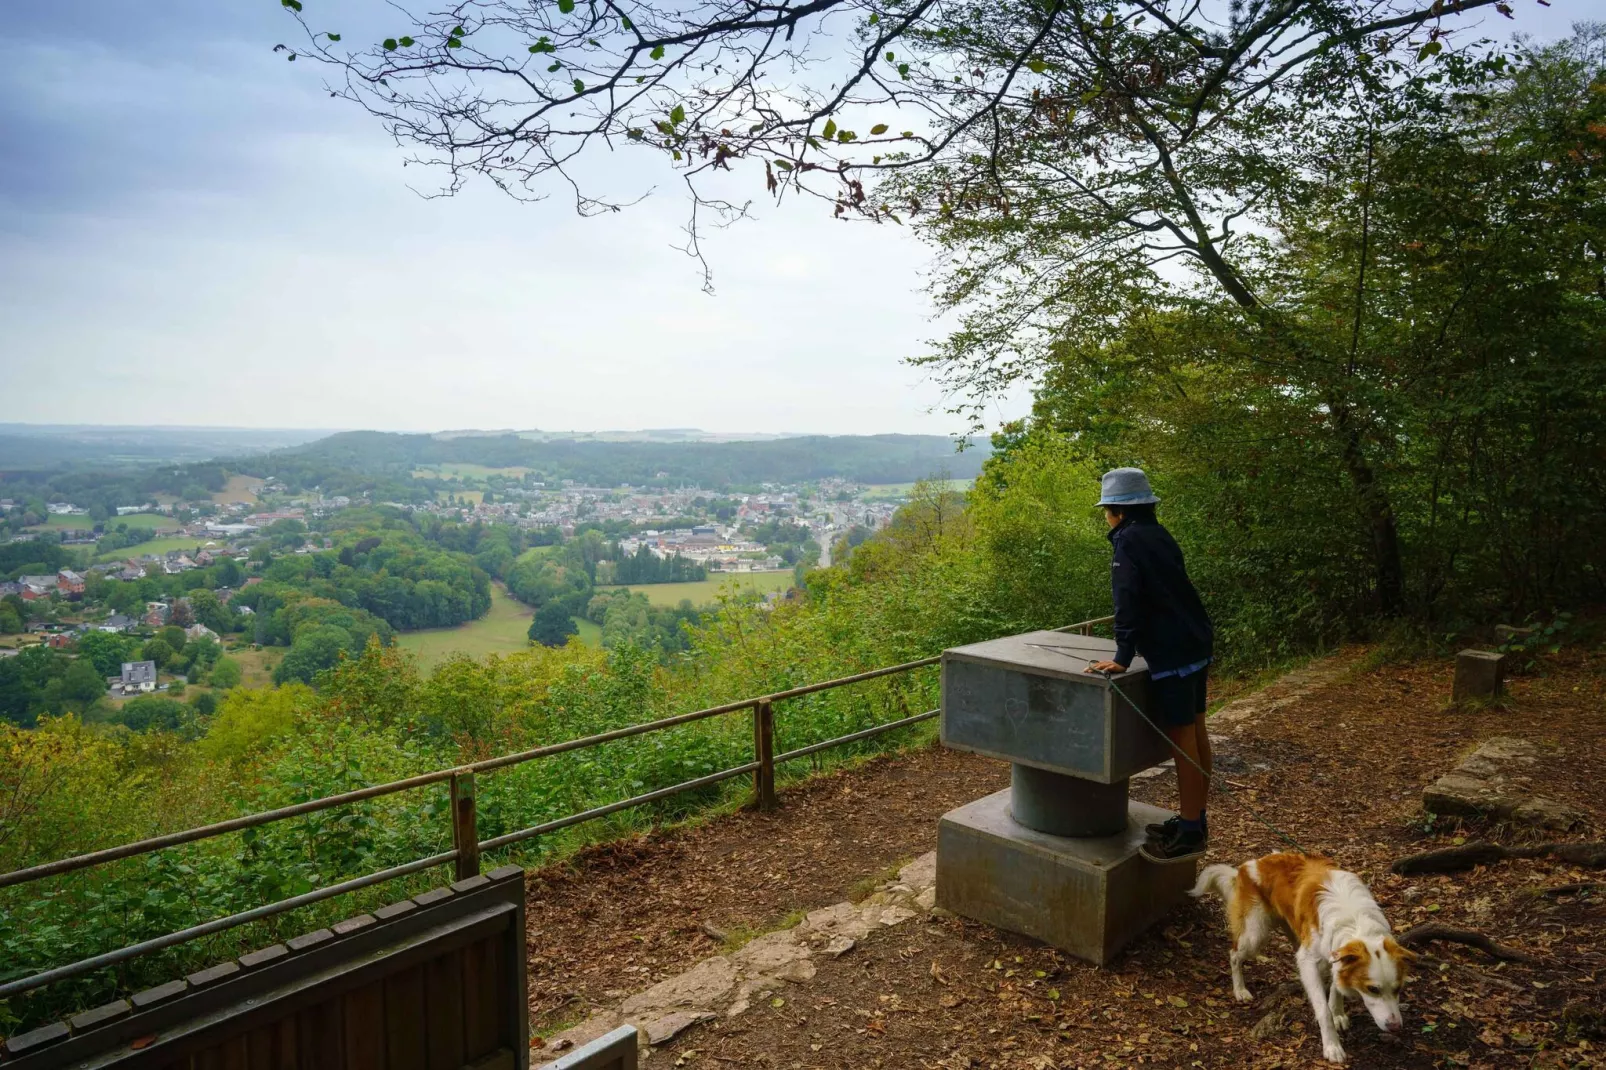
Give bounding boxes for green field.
[599,571,795,607]
[412,463,531,480]
[213,475,263,505]
[861,478,973,501]
[29,513,179,535]
[93,535,214,563]
[395,585,604,671]
[396,584,534,671]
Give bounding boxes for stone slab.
[1423,736,1585,830]
[941,631,1167,782]
[936,789,1195,966]
[1453,650,1506,704]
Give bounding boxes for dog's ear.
[1384,937,1418,973]
[1330,939,1367,973]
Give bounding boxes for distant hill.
[0,425,335,470]
[262,431,987,488]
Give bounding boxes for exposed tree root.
[1397,922,1540,964]
[1391,840,1606,876]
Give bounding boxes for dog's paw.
[1331,1011,1350,1033]
[1322,1041,1348,1065]
[1232,985,1253,1003]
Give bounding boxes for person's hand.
[1085,660,1127,674]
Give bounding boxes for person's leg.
[1165,721,1208,821]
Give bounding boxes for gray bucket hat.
[1097,467,1160,506]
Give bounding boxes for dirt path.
[525,645,1605,1067]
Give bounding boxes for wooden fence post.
[753,701,777,811]
[450,770,480,880]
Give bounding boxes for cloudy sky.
[0,2,1582,437]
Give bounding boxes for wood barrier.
[1,867,529,1070]
[545,1026,638,1070]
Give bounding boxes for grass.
[396,583,534,672]
[213,475,262,505]
[598,571,794,607]
[860,478,973,501]
[435,489,484,505]
[412,463,531,480]
[93,536,215,563]
[572,617,602,647]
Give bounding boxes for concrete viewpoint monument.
[935,629,1197,965]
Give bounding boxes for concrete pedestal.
[1010,764,1128,837]
[936,789,1196,966]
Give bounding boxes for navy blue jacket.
[1108,517,1213,671]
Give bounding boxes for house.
[0,581,19,598]
[18,576,57,601]
[57,569,85,596]
[117,660,158,694]
[184,623,219,643]
[144,601,170,628]
[98,613,136,633]
[44,632,74,649]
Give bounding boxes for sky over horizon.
[0,1,1585,436]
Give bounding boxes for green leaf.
[670,103,685,124]
[573,78,586,92]
[870,123,888,135]
[445,38,462,47]
[822,118,837,139]
[382,38,398,50]
[558,0,575,12]
[451,25,465,36]
[775,159,794,170]
[398,35,413,46]
[548,61,562,71]
[1101,11,1114,26]
[627,128,645,139]
[868,12,879,24]
[897,63,910,78]
[1417,40,1442,60]
[280,0,303,10]
[650,44,665,60]
[326,32,341,42]
[1027,58,1047,73]
[885,51,895,62]
[837,129,856,142]
[621,15,632,29]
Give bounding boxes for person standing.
[1083,467,1215,861]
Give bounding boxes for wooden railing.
[0,617,1111,1005]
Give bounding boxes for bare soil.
[527,644,1606,1068]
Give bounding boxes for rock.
[898,851,937,891]
[642,1011,715,1045]
[732,930,815,983]
[1423,737,1585,829]
[620,956,736,1019]
[821,935,856,958]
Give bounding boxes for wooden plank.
[460,937,500,1061]
[244,1022,276,1070]
[218,1033,250,1070]
[423,948,465,1070]
[383,965,428,1070]
[465,1049,517,1070]
[295,1000,344,1069]
[341,981,386,1070]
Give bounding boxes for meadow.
[395,583,534,670]
[412,463,530,480]
[860,478,973,501]
[599,570,794,607]
[92,536,213,563]
[28,513,175,532]
[212,475,262,504]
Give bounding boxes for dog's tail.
[1190,863,1238,903]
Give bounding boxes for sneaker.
[1140,828,1207,864]
[1145,815,1207,841]
[1145,815,1183,841]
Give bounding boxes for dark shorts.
[1148,665,1209,728]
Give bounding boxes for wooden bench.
[2,866,528,1070]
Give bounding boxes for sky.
[0,1,1585,437]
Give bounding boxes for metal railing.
[0,616,1111,1002]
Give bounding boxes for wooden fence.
[0,617,1111,1020]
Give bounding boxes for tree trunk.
[1330,396,1405,615]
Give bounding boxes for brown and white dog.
[1192,853,1416,1065]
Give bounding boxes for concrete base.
[1010,764,1128,837]
[936,789,1196,966]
